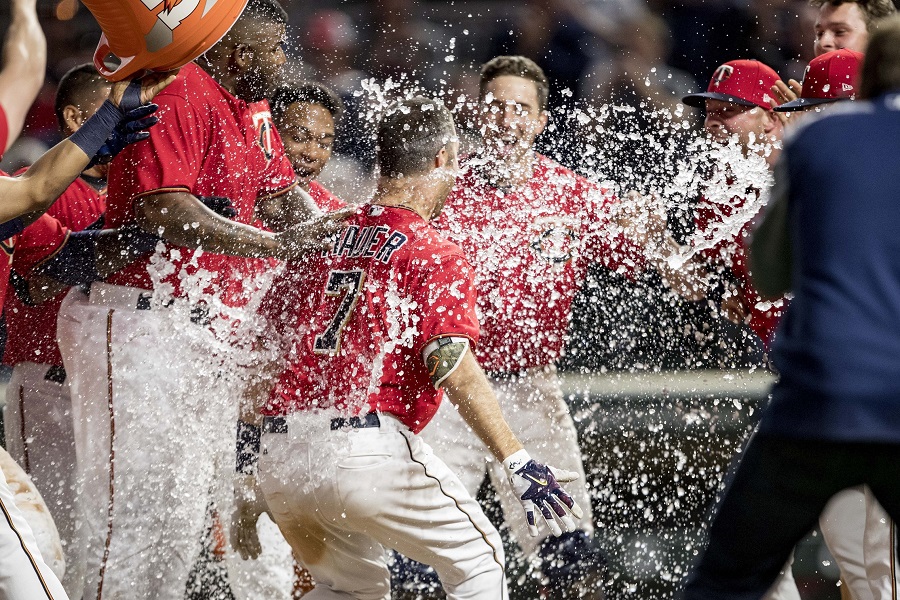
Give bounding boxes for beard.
[234,68,278,103]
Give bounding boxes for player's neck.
[372,178,440,221]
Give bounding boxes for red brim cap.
[683,59,781,110]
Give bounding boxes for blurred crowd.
[0,0,852,172]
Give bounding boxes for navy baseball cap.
[683,60,781,110]
[775,49,864,112]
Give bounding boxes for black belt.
[262,413,381,434]
[44,365,66,384]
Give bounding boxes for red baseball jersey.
[4,176,106,367]
[695,194,784,347]
[433,154,642,373]
[0,171,71,315]
[104,63,297,302]
[259,204,480,433]
[308,180,346,212]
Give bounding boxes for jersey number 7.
[314,269,366,354]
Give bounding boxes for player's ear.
[231,43,255,72]
[61,105,85,137]
[762,108,781,135]
[434,146,449,169]
[535,110,549,136]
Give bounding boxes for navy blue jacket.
[752,93,900,442]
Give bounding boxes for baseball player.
[55,2,345,599]
[770,0,895,105]
[265,82,347,222]
[224,80,349,600]
[2,63,110,599]
[231,96,583,600]
[685,20,900,598]
[408,55,638,596]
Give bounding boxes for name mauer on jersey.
[331,223,409,264]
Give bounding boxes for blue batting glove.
[505,450,584,537]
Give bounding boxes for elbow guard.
[422,337,470,388]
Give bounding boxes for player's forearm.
[0,0,45,145]
[442,352,524,463]
[256,187,321,232]
[0,140,93,222]
[135,192,280,258]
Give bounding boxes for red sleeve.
[107,92,207,212]
[583,185,646,278]
[0,103,8,159]
[412,249,480,352]
[258,123,299,199]
[12,214,69,276]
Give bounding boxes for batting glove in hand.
[231,474,269,560]
[87,103,159,168]
[505,450,584,537]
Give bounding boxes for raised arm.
[0,0,45,151]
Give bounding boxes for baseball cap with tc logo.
[683,60,782,110]
[775,49,864,112]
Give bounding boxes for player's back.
[261,204,479,433]
[764,94,900,442]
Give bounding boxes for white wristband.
[503,449,532,473]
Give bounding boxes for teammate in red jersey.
[416,56,637,597]
[54,3,344,599]
[268,82,347,217]
[225,80,349,600]
[231,96,583,600]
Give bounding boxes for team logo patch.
[253,110,275,161]
[712,65,734,88]
[530,219,578,264]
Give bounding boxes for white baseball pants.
[57,285,234,600]
[820,486,899,600]
[4,362,83,598]
[259,412,508,600]
[0,464,69,599]
[423,364,594,557]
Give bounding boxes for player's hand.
[611,191,668,257]
[109,70,179,109]
[719,291,749,324]
[771,79,802,106]
[88,104,160,167]
[231,474,268,560]
[276,208,352,260]
[505,451,584,538]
